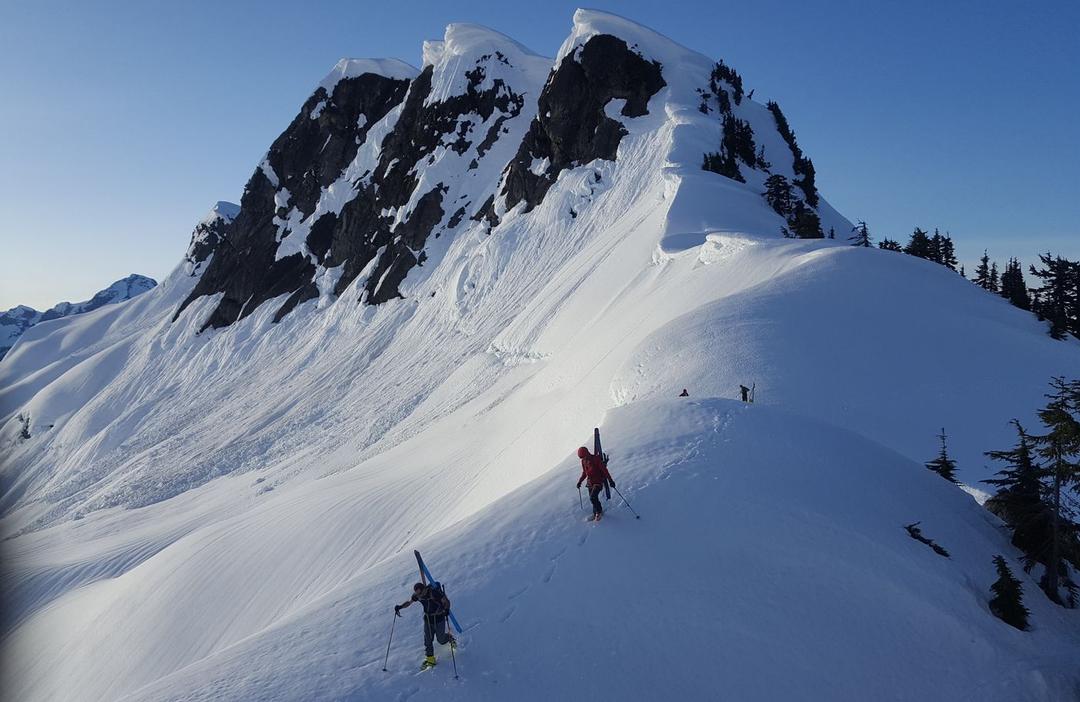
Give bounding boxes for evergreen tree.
[849,220,872,247]
[763,174,795,217]
[985,421,1049,562]
[878,238,903,252]
[941,233,958,271]
[1029,253,1079,340]
[989,261,1000,293]
[1031,378,1080,606]
[989,555,1030,630]
[828,227,835,239]
[959,264,966,278]
[929,231,944,264]
[1000,258,1031,311]
[925,428,958,483]
[702,151,742,182]
[721,113,761,168]
[904,228,933,259]
[790,203,823,239]
[974,250,992,290]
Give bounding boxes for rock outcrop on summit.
[173,15,843,331]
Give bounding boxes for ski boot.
[420,655,437,671]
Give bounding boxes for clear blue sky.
[1,0,1077,309]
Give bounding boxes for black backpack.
[427,582,451,614]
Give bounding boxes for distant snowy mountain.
[0,273,157,359]
[0,9,1077,702]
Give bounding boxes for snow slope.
[1,9,1078,702]
[5,401,1079,701]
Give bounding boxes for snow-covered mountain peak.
[317,57,419,93]
[185,201,239,276]
[422,23,550,106]
[200,200,240,226]
[559,8,711,70]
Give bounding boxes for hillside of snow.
[0,274,157,359]
[1,9,1078,702]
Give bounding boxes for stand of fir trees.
[984,378,1080,607]
[866,222,1074,339]
[1028,253,1080,340]
[762,174,823,239]
[1000,258,1031,311]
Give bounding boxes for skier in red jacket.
[576,446,614,521]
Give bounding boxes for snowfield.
[1,9,1078,702]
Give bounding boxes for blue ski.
[414,550,463,634]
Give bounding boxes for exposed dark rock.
[491,34,665,219]
[178,50,531,329]
[303,212,336,262]
[322,63,524,304]
[271,73,411,216]
[183,202,239,278]
[176,73,411,330]
[447,206,467,229]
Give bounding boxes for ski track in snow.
[0,9,1078,702]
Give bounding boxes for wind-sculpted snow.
[1,9,1079,702]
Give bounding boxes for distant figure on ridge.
[395,581,456,670]
[739,384,751,403]
[576,446,615,522]
[679,388,689,397]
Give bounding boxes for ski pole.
[577,486,584,511]
[382,610,398,671]
[448,617,459,679]
[612,485,641,519]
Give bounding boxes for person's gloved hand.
[394,605,402,617]
[576,481,582,489]
[609,480,615,487]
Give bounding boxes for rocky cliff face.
[182,201,239,277]
[174,12,841,332]
[177,26,553,330]
[490,34,665,221]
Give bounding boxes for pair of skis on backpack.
[414,550,461,675]
[585,428,641,522]
[587,427,611,523]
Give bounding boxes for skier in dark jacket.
[396,582,456,670]
[576,446,614,521]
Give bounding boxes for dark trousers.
[588,484,604,515]
[423,613,450,656]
